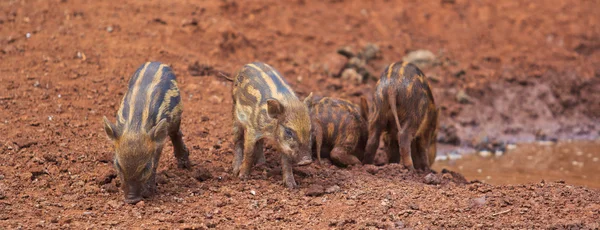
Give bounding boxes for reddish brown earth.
[1,0,599,228]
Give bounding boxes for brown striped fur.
[363,62,439,170]
[230,62,312,189]
[102,62,190,204]
[307,96,368,167]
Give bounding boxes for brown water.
[433,140,600,189]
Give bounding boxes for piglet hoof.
[177,159,191,169]
[284,178,298,189]
[296,158,313,166]
[238,172,250,181]
[232,167,240,177]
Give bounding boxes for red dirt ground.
[1,0,599,228]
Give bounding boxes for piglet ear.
[359,96,369,120]
[103,116,120,141]
[267,99,284,119]
[303,92,314,108]
[149,119,169,144]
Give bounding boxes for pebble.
[494,150,504,157]
[471,195,486,207]
[107,200,120,209]
[250,190,256,196]
[448,152,462,160]
[537,140,554,146]
[395,221,405,228]
[435,155,448,161]
[478,150,492,157]
[340,68,362,85]
[136,201,145,207]
[402,49,436,69]
[424,173,441,185]
[364,165,379,175]
[506,144,517,150]
[442,173,454,180]
[455,89,472,104]
[325,185,340,194]
[208,95,223,104]
[305,184,325,197]
[193,168,212,182]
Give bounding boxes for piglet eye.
[284,128,295,139]
[144,162,152,172]
[114,159,122,171]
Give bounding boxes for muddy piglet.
[226,62,312,188]
[363,62,439,170]
[307,96,369,167]
[103,62,190,204]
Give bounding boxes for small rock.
[107,200,120,209]
[365,165,379,175]
[478,150,492,157]
[106,26,113,32]
[13,139,38,149]
[402,49,436,69]
[337,46,355,58]
[361,43,380,61]
[136,201,145,207]
[395,221,405,228]
[181,18,199,27]
[494,150,504,157]
[193,168,212,182]
[305,184,325,197]
[101,183,119,193]
[156,174,168,185]
[424,173,441,185]
[347,57,365,68]
[73,180,85,187]
[325,185,340,194]
[340,68,362,85]
[99,173,117,186]
[0,191,5,200]
[455,89,472,104]
[442,173,454,180]
[208,95,223,104]
[76,51,86,61]
[453,69,466,78]
[471,195,487,207]
[250,190,256,196]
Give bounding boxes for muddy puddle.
[433,140,600,189]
